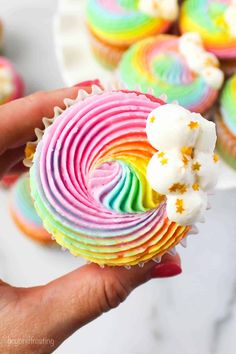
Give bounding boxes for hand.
[0,81,182,354]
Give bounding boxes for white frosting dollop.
[146,104,219,225]
[138,0,179,21]
[179,33,224,89]
[225,3,236,38]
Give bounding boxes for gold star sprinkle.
[149,116,156,123]
[169,183,188,194]
[158,152,165,158]
[176,199,185,214]
[181,146,193,157]
[188,121,199,130]
[192,162,201,171]
[192,183,200,191]
[160,158,168,165]
[213,153,219,163]
[182,155,189,166]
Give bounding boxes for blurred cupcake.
[86,0,179,69]
[0,20,4,52]
[180,0,236,75]
[0,57,24,104]
[9,174,53,244]
[117,33,224,115]
[215,74,236,170]
[0,57,24,188]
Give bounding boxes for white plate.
[53,0,113,86]
[53,0,236,190]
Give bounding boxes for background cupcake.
[86,0,179,69]
[9,174,53,244]
[0,57,24,188]
[0,56,24,104]
[215,74,236,170]
[117,33,224,115]
[180,0,236,75]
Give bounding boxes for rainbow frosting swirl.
[216,74,236,169]
[29,90,190,266]
[86,0,172,47]
[0,57,24,104]
[10,175,52,243]
[180,0,236,59]
[118,35,221,113]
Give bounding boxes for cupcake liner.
[215,110,236,158]
[220,59,236,77]
[215,110,236,170]
[24,85,203,267]
[88,28,127,70]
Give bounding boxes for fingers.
[0,80,101,155]
[41,254,181,349]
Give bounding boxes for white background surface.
[0,1,236,354]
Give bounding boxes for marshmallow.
[138,0,179,21]
[146,104,218,225]
[146,104,200,151]
[179,33,224,89]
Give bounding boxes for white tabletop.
[0,1,236,354]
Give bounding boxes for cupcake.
[180,0,236,75]
[0,57,24,104]
[0,57,24,188]
[25,86,219,266]
[215,74,236,169]
[0,20,4,52]
[9,174,53,244]
[117,33,224,115]
[86,0,179,69]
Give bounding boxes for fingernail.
[151,263,182,278]
[73,79,102,88]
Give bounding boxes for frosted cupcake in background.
[215,74,236,170]
[25,85,219,266]
[179,0,236,76]
[0,57,24,104]
[117,32,224,116]
[86,0,179,70]
[0,57,24,188]
[0,20,4,53]
[9,174,53,244]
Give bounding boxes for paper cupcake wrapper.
[215,110,236,158]
[24,84,202,267]
[88,28,127,70]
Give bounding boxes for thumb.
[41,254,181,349]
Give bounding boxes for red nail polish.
[151,263,182,278]
[73,79,102,88]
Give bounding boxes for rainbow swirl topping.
[180,0,236,59]
[0,57,24,104]
[118,34,223,113]
[29,90,190,266]
[10,175,51,243]
[220,74,236,135]
[86,0,173,47]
